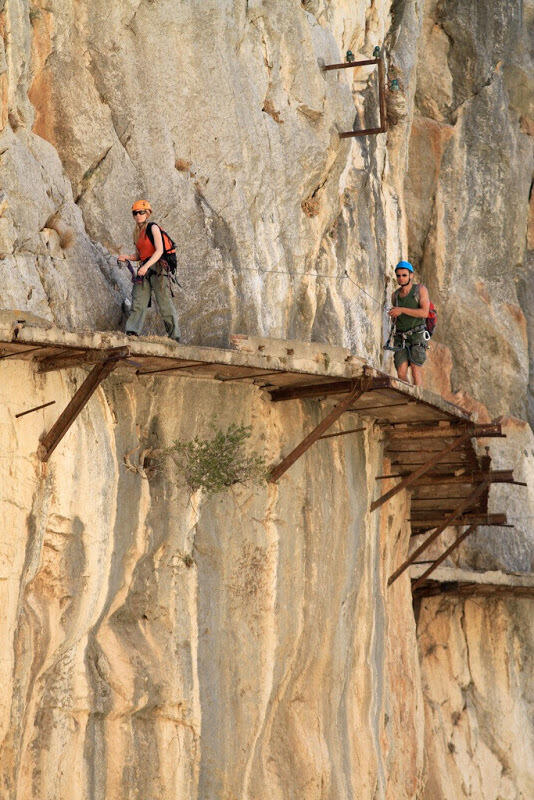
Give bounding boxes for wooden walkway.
[1,314,520,586]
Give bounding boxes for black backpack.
[145,222,178,273]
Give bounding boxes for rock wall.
[417,594,534,800]
[1,1,533,798]
[0,361,424,799]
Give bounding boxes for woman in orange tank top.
[117,199,180,341]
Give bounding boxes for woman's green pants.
[125,270,180,341]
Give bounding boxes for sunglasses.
[132,210,147,216]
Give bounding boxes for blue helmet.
[395,260,413,273]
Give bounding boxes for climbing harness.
[383,322,429,361]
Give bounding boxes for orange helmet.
[131,199,152,213]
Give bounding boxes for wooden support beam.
[387,481,490,586]
[136,361,212,376]
[378,418,465,430]
[322,57,381,71]
[386,422,502,441]
[413,582,534,599]
[411,525,478,589]
[370,430,474,512]
[0,346,46,361]
[345,401,411,413]
[390,459,472,468]
[269,379,370,482]
[319,426,366,440]
[269,375,391,403]
[37,346,129,373]
[339,127,385,138]
[216,370,286,383]
[410,513,507,529]
[375,470,516,483]
[37,348,129,462]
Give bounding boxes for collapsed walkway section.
[410,566,534,599]
[0,315,520,590]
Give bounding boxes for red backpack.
[394,283,437,336]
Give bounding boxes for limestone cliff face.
[0,1,533,798]
[0,361,424,799]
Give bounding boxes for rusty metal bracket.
[269,377,371,482]
[37,347,129,462]
[322,57,386,138]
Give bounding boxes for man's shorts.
[393,329,428,368]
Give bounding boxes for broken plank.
[411,524,478,589]
[370,430,475,512]
[387,481,490,586]
[412,582,534,599]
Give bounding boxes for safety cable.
[233,264,385,308]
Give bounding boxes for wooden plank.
[411,524,478,589]
[0,346,46,361]
[322,57,380,71]
[413,582,534,599]
[37,346,129,373]
[319,426,366,440]
[269,379,370,482]
[37,349,129,462]
[379,470,515,484]
[412,496,474,508]
[386,422,502,441]
[389,453,471,465]
[370,430,474,512]
[376,415,453,426]
[387,481,490,586]
[340,127,385,138]
[269,375,391,403]
[216,370,286,383]
[410,512,506,528]
[409,508,485,521]
[346,401,412,413]
[136,361,212,376]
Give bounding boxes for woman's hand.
[118,253,136,262]
[137,265,149,277]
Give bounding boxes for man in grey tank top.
[387,261,430,387]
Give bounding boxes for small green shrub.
[164,423,267,494]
